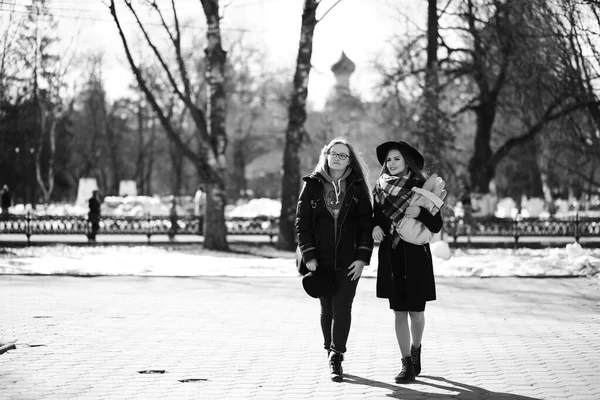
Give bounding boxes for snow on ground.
[1,241,599,279]
[226,198,281,218]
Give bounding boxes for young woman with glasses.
[295,137,374,382]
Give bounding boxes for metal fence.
[1,213,599,245]
[0,213,278,244]
[444,215,600,244]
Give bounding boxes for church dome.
[331,51,356,75]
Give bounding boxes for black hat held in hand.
[376,141,424,170]
[302,271,337,298]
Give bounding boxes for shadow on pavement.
[344,374,542,399]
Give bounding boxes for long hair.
[313,136,371,197]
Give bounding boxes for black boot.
[395,356,415,383]
[411,344,422,376]
[329,352,344,382]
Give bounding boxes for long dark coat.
[374,202,443,303]
[295,170,373,271]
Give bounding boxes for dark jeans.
[319,268,359,354]
[169,216,178,239]
[88,215,100,240]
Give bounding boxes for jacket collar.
[302,169,363,186]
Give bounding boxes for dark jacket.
[88,196,101,222]
[1,189,11,209]
[374,201,443,302]
[296,170,374,271]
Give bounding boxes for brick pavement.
[1,275,600,400]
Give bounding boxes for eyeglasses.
[327,151,350,161]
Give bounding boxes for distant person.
[88,190,102,243]
[460,184,473,221]
[1,185,12,216]
[371,140,443,383]
[295,137,374,382]
[168,197,178,240]
[194,185,206,234]
[460,183,477,239]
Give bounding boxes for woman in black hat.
[372,141,443,383]
[295,137,374,382]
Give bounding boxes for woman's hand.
[404,205,421,219]
[372,225,385,242]
[306,259,318,272]
[348,260,365,281]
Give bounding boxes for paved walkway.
[1,275,600,399]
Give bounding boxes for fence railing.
[444,215,600,244]
[1,213,599,245]
[0,213,278,244]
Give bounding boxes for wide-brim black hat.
[376,141,424,170]
[302,271,337,299]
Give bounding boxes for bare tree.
[224,37,275,201]
[278,0,343,251]
[382,0,600,197]
[108,0,229,250]
[413,0,456,177]
[452,0,600,193]
[0,0,22,110]
[72,57,108,187]
[12,0,66,204]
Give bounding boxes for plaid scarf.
[373,171,421,247]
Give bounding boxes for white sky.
[8,0,425,110]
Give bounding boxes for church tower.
[330,51,355,97]
[324,51,363,114]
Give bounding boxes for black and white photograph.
[1,0,600,399]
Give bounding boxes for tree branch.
[129,0,209,142]
[317,0,342,23]
[489,99,600,169]
[108,0,215,180]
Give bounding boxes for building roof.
[331,51,356,75]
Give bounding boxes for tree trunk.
[202,0,229,250]
[527,142,544,198]
[135,97,146,194]
[278,0,319,251]
[535,135,553,204]
[467,105,496,193]
[106,123,121,195]
[426,0,438,74]
[420,0,443,170]
[145,119,156,196]
[588,160,596,200]
[35,95,56,203]
[110,0,229,250]
[169,139,184,196]
[231,134,247,201]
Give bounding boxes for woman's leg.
[329,269,359,354]
[394,311,411,357]
[327,270,358,382]
[409,311,425,348]
[394,310,417,383]
[409,311,425,376]
[319,297,333,351]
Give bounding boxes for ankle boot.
[395,356,415,383]
[411,344,422,376]
[329,352,344,382]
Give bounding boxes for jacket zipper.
[334,180,357,270]
[315,176,358,271]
